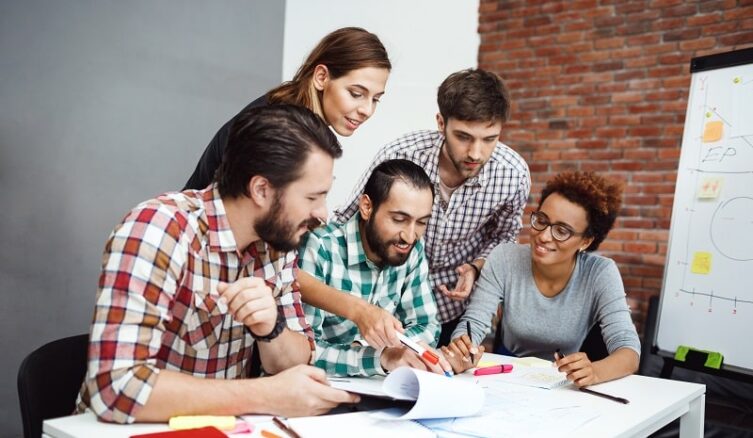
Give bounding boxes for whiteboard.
[655,48,753,374]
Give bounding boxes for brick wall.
[478,0,753,334]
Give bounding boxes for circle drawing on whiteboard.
[710,196,753,261]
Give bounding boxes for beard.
[255,193,320,252]
[363,216,412,267]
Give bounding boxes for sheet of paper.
[329,368,484,419]
[366,367,485,420]
[420,382,600,437]
[289,411,435,438]
[328,376,415,400]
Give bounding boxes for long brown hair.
[267,27,391,119]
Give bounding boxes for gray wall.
[0,1,284,435]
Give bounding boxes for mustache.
[304,217,325,231]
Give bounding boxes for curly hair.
[539,171,623,251]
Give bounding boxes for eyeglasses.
[530,211,587,242]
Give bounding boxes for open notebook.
[474,357,570,390]
[328,367,485,419]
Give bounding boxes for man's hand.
[217,278,277,337]
[353,301,404,349]
[380,346,430,373]
[555,352,599,387]
[440,334,485,374]
[438,263,477,301]
[416,341,454,376]
[261,365,360,417]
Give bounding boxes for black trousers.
[437,317,461,347]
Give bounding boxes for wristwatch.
[467,262,481,281]
[251,309,287,342]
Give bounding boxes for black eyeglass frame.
[529,211,588,242]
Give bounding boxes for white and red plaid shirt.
[77,186,312,423]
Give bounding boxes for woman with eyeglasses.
[441,171,640,387]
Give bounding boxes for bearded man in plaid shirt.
[301,69,531,348]
[76,105,358,424]
[299,159,451,377]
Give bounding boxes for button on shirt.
[299,213,440,376]
[77,186,312,423]
[334,130,530,322]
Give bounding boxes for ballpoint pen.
[467,320,475,364]
[579,387,630,404]
[273,417,303,438]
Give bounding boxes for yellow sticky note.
[169,415,236,431]
[697,177,723,199]
[703,121,723,142]
[691,252,712,275]
[476,360,499,368]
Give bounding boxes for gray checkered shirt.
[333,130,530,323]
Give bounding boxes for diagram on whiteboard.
[657,59,753,372]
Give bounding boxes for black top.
[183,95,269,190]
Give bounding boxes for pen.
[473,364,513,376]
[466,320,474,364]
[555,348,565,361]
[579,387,630,404]
[273,416,303,438]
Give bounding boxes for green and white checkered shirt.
[299,213,440,376]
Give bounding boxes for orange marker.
[261,430,283,438]
[397,332,439,365]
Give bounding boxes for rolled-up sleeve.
[82,207,186,423]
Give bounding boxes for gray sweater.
[453,243,640,360]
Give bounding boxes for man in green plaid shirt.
[299,160,443,376]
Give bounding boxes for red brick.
[719,31,753,46]
[624,242,658,253]
[702,21,739,36]
[661,4,698,17]
[679,38,718,51]
[595,37,626,49]
[687,13,722,26]
[724,6,753,20]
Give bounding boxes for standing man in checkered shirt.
[77,105,359,424]
[305,69,531,347]
[299,159,452,377]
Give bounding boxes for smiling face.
[437,116,503,185]
[530,192,594,268]
[314,66,389,136]
[255,148,334,252]
[359,180,433,267]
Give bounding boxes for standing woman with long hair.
[184,26,391,190]
[185,26,405,355]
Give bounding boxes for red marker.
[397,332,439,365]
[473,364,513,376]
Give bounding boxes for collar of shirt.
[201,185,239,253]
[344,212,373,268]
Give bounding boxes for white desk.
[44,355,705,438]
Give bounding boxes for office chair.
[579,323,609,362]
[17,334,89,438]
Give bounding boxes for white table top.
[44,354,705,438]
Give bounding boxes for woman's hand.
[440,335,485,374]
[555,352,599,387]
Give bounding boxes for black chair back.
[17,334,88,438]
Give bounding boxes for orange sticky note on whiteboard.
[703,121,723,142]
[691,252,712,275]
